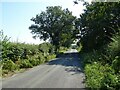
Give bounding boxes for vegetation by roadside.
[82,32,120,89]
[0,30,68,78]
[76,2,120,90]
[1,6,76,78]
[1,1,120,89]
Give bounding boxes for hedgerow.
[1,30,58,77]
[82,32,120,89]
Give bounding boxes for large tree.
[29,6,76,50]
[76,2,120,52]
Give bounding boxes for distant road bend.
[2,49,85,88]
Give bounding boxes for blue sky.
[1,0,88,44]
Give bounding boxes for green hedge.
[19,59,33,68]
[2,59,19,71]
[83,32,120,89]
[85,62,120,90]
[1,30,58,77]
[2,40,56,77]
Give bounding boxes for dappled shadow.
[47,52,84,74]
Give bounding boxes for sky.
[1,0,91,44]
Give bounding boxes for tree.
[29,6,76,51]
[76,2,120,52]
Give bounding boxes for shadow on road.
[47,52,84,74]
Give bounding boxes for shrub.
[83,50,102,65]
[2,70,9,76]
[101,73,120,90]
[21,48,30,59]
[19,59,33,68]
[1,30,57,77]
[29,49,39,56]
[45,54,56,62]
[108,32,120,56]
[37,53,45,63]
[85,62,104,88]
[38,43,54,56]
[85,62,120,89]
[2,59,19,71]
[7,44,22,62]
[112,56,120,73]
[1,30,11,59]
[29,58,40,66]
[0,68,2,77]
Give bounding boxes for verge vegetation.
[0,30,67,77]
[1,1,120,89]
[76,1,120,90]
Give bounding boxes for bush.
[29,58,41,66]
[58,46,67,53]
[37,53,45,63]
[21,48,30,59]
[85,62,104,88]
[0,68,2,77]
[2,59,19,71]
[85,62,120,89]
[7,44,22,62]
[112,56,120,73]
[101,73,120,90]
[2,70,9,76]
[38,43,55,56]
[83,50,103,65]
[45,54,56,62]
[1,30,58,77]
[108,33,120,56]
[19,59,33,68]
[83,33,120,89]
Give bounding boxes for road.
[2,49,85,88]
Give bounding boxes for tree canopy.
[76,2,120,52]
[29,6,77,50]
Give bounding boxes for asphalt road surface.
[2,49,85,88]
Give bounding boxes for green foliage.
[38,42,55,56]
[29,58,40,66]
[77,2,120,52]
[1,30,11,59]
[45,54,56,62]
[85,62,120,89]
[101,73,120,90]
[112,56,120,73]
[37,53,45,63]
[82,29,120,89]
[39,43,49,55]
[7,43,22,62]
[84,28,120,65]
[56,46,68,57]
[58,46,68,53]
[85,63,104,88]
[75,1,120,90]
[107,31,120,58]
[19,59,33,68]
[29,6,77,50]
[83,50,100,64]
[76,42,82,52]
[1,31,56,77]
[83,38,120,89]
[2,70,9,76]
[2,59,19,71]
